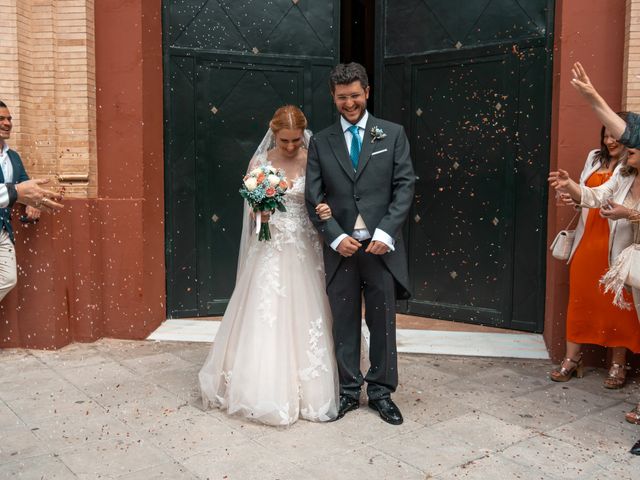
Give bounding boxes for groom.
[305,63,415,425]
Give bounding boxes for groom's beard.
[342,109,366,125]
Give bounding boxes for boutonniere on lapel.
[370,126,387,143]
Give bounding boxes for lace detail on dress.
[299,317,329,382]
[268,177,318,252]
[246,176,324,324]
[212,370,233,407]
[253,242,284,327]
[300,399,334,422]
[198,173,337,426]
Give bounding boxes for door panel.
[195,60,304,313]
[383,0,549,56]
[409,55,517,325]
[164,1,340,317]
[377,0,554,331]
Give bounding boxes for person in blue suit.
[0,100,41,302]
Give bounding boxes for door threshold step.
[148,319,549,360]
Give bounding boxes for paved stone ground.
[0,339,638,479]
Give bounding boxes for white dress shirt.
[0,144,12,208]
[0,144,13,183]
[0,185,8,208]
[330,111,395,252]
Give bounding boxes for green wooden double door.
[163,0,554,333]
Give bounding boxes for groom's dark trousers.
[327,239,397,400]
[305,114,415,401]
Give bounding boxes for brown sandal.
[550,354,584,382]
[626,404,640,425]
[603,363,629,389]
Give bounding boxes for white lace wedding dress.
[198,176,338,426]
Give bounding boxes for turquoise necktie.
[348,125,361,170]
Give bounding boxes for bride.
[199,105,339,425]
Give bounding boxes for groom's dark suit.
[305,113,415,400]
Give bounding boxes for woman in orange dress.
[550,121,640,388]
[566,60,640,456]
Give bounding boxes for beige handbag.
[549,211,580,261]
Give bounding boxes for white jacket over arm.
[579,169,635,264]
[567,150,614,262]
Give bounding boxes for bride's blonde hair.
[269,105,307,133]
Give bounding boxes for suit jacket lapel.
[355,115,375,180]
[0,149,6,184]
[7,150,20,181]
[328,122,355,181]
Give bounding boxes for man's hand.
[25,205,41,220]
[336,236,361,257]
[15,179,63,212]
[365,240,390,255]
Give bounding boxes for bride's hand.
[316,203,332,220]
[261,211,271,223]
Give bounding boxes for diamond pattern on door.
[384,0,548,56]
[167,0,334,57]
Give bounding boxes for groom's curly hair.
[329,62,369,93]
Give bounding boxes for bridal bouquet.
[239,164,288,241]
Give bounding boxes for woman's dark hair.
[620,145,638,176]
[0,101,6,108]
[328,62,369,93]
[593,111,629,168]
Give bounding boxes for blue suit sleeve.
[620,112,640,148]
[9,150,30,183]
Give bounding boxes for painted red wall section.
[94,0,165,340]
[0,1,165,349]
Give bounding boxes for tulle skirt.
[198,231,339,426]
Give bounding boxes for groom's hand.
[365,240,390,255]
[337,236,362,257]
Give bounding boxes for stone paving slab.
[0,339,638,479]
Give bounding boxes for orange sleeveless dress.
[566,171,640,352]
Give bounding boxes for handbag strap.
[563,209,580,230]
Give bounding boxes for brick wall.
[624,0,640,111]
[0,0,96,197]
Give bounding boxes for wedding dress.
[199,133,338,426]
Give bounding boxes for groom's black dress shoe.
[336,395,359,419]
[368,397,403,425]
[631,439,640,455]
